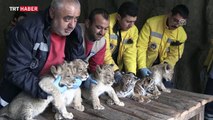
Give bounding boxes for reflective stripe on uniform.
[33,42,48,52]
[85,52,95,62]
[0,96,8,107]
[167,38,173,43]
[205,113,213,119]
[110,34,118,40]
[150,31,162,39]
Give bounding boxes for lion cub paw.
[150,94,159,99]
[55,113,64,120]
[153,91,161,96]
[115,101,125,106]
[163,88,171,93]
[61,112,73,120]
[93,104,105,110]
[54,113,63,120]
[143,98,151,103]
[106,99,114,105]
[74,105,85,111]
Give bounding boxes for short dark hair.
[117,1,138,18]
[171,4,189,19]
[88,8,109,24]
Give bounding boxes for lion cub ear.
[109,64,114,67]
[50,65,62,77]
[164,63,171,72]
[96,65,103,74]
[50,65,57,74]
[66,61,73,68]
[63,61,68,67]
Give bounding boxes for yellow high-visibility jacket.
[104,13,138,74]
[137,15,187,69]
[204,48,213,72]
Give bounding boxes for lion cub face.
[121,74,138,92]
[50,59,89,88]
[94,64,115,85]
[66,59,89,81]
[161,63,174,81]
[50,62,74,88]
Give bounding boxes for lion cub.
[115,73,139,98]
[113,73,151,103]
[148,63,174,93]
[133,63,174,102]
[0,59,89,120]
[53,59,89,119]
[82,64,124,110]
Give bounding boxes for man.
[104,1,139,83]
[137,4,189,84]
[203,47,213,120]
[0,0,84,108]
[79,8,109,73]
[76,8,109,88]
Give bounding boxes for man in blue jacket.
[0,0,85,108]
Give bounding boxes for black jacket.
[0,9,85,102]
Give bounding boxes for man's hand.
[114,70,123,84]
[72,77,83,89]
[53,76,67,93]
[83,75,98,89]
[139,68,152,78]
[126,72,135,78]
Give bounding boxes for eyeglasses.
[178,19,187,26]
[172,17,187,26]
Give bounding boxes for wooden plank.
[78,100,141,120]
[180,106,204,120]
[107,98,173,120]
[189,106,204,120]
[41,99,141,120]
[172,89,213,105]
[153,92,200,115]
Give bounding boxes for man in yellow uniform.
[137,4,189,86]
[203,46,213,120]
[104,1,139,83]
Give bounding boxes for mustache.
[67,26,74,30]
[97,33,103,36]
[171,25,178,28]
[67,27,74,30]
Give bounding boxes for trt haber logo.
[9,6,38,12]
[9,6,19,11]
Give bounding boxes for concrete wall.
[0,0,212,93]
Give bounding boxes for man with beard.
[137,4,189,87]
[0,0,84,108]
[79,8,109,74]
[104,1,139,84]
[74,8,109,88]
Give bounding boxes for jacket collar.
[113,21,121,34]
[42,7,51,45]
